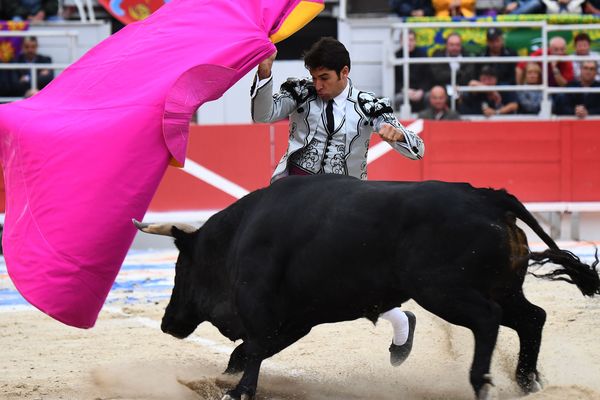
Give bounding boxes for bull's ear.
[172,226,195,252]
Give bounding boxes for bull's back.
[228,176,517,317]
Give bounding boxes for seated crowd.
[395,28,600,119]
[389,0,600,16]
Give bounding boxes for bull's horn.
[132,219,197,236]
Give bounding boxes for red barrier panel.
[0,120,598,214]
[420,121,563,201]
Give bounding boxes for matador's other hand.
[377,123,405,143]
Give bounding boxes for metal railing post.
[400,26,412,119]
[539,22,552,119]
[338,0,347,20]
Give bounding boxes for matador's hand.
[377,123,405,143]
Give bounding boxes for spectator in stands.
[541,0,585,13]
[432,0,476,16]
[517,62,543,114]
[476,28,516,85]
[504,0,544,13]
[389,0,434,16]
[0,68,19,99]
[516,36,573,87]
[6,0,59,22]
[584,0,600,13]
[572,33,599,82]
[394,29,431,112]
[459,66,518,116]
[13,36,53,96]
[430,33,476,100]
[554,60,600,118]
[418,85,461,120]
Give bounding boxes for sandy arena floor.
[1,245,599,400]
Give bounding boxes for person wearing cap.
[459,66,517,117]
[476,28,517,86]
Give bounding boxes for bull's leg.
[224,342,247,375]
[414,288,501,400]
[223,328,311,400]
[222,356,263,400]
[497,290,546,393]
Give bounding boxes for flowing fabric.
[0,0,323,328]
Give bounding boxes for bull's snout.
[161,315,197,339]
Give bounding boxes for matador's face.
[309,65,349,101]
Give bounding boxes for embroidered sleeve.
[251,75,300,123]
[357,91,395,120]
[358,91,424,160]
[280,78,316,105]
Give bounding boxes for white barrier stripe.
[182,159,250,199]
[367,119,424,164]
[0,304,34,312]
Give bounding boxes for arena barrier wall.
[0,120,598,215]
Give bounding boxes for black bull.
[134,174,600,400]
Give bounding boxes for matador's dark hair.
[303,37,351,77]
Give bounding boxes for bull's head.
[133,219,205,339]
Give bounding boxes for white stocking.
[380,307,409,345]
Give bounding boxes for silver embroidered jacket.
[251,75,424,182]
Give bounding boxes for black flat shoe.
[389,311,416,367]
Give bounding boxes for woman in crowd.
[517,62,543,115]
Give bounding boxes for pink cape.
[0,0,323,328]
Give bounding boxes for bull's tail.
[529,247,600,297]
[488,188,600,297]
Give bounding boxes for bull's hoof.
[221,395,252,400]
[475,374,496,400]
[223,387,254,400]
[389,311,416,367]
[476,383,495,400]
[517,371,544,393]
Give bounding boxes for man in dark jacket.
[476,28,516,85]
[394,29,431,112]
[459,66,517,117]
[554,60,600,118]
[430,32,476,99]
[14,36,54,96]
[418,85,461,120]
